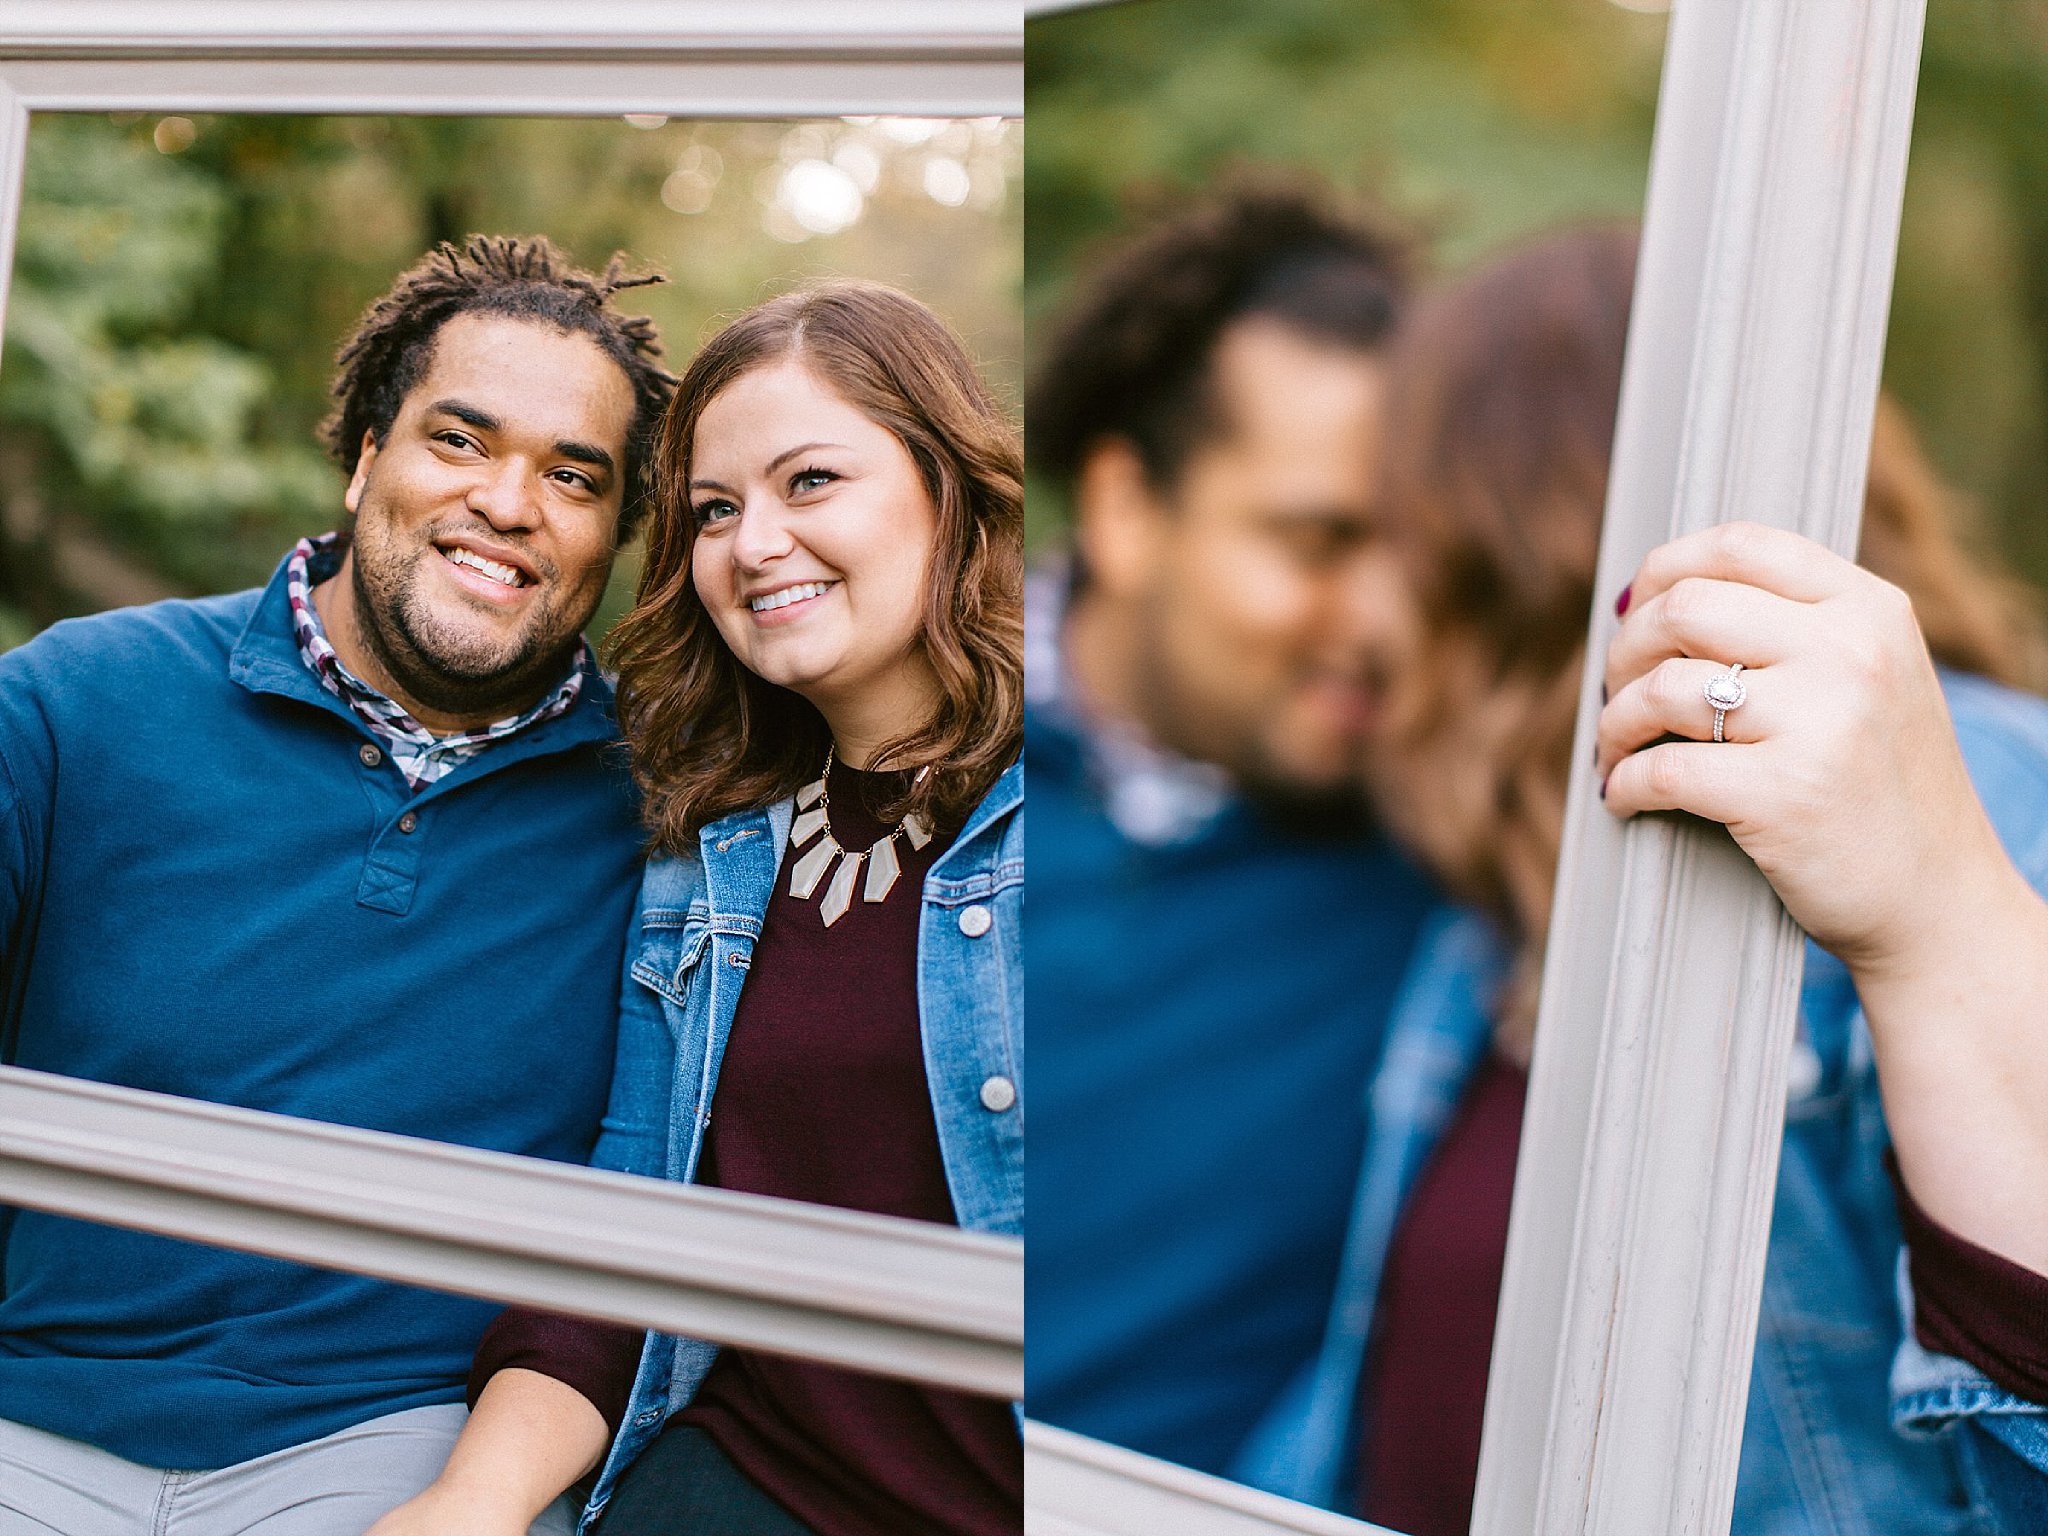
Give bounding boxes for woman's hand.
[1595,520,2048,1273]
[363,1484,535,1536]
[1594,520,2017,978]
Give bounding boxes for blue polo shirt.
[1024,695,1437,1477]
[0,554,644,1468]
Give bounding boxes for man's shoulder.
[1023,697,1084,773]
[2,589,261,692]
[0,592,264,795]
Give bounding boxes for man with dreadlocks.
[0,236,674,1532]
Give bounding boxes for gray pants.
[0,1406,581,1536]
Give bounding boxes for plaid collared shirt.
[285,532,591,793]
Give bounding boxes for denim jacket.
[1231,672,2048,1533]
[573,762,1023,1530]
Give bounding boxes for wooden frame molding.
[1022,1,1120,17]
[0,2,1018,57]
[0,1068,1023,1399]
[1024,1422,1393,1536]
[0,1,1021,118]
[1472,2,1927,1533]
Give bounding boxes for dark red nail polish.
[1615,584,1632,617]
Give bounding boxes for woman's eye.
[790,468,839,495]
[694,499,738,524]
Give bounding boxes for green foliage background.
[1028,0,2048,590]
[0,112,1021,649]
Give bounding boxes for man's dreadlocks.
[322,235,678,539]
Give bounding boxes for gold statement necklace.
[787,745,935,927]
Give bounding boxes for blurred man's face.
[1075,317,1411,799]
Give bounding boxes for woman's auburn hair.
[607,281,1023,855]
[1368,222,2048,1051]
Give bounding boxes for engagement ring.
[1704,662,1748,743]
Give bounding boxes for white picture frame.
[0,0,1022,1402]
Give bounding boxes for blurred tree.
[1,110,1020,647]
[0,114,334,639]
[1027,0,2048,593]
[1897,3,2048,587]
[1026,0,1664,322]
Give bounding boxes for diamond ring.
[1704,662,1747,743]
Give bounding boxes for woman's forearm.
[366,1369,610,1533]
[441,1369,609,1512]
[1854,851,2048,1277]
[1594,523,2048,1277]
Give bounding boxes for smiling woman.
[687,361,943,769]
[371,281,1024,1535]
[619,282,1025,853]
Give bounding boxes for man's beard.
[1131,634,1376,839]
[347,514,591,721]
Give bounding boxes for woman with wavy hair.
[375,282,1023,1536]
[1298,224,2048,1534]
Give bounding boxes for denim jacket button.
[958,904,993,938]
[978,1075,1016,1112]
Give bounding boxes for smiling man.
[0,236,673,1534]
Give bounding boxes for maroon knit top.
[1893,1155,2048,1404]
[1354,1056,2048,1532]
[473,762,1019,1535]
[670,761,1020,1534]
[1356,1050,1526,1536]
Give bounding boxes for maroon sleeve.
[468,1306,647,1436]
[1891,1156,2048,1404]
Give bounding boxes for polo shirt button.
[957,904,992,938]
[978,1075,1016,1112]
[397,812,418,834]
[358,743,382,768]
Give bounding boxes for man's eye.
[550,468,597,493]
[434,430,479,452]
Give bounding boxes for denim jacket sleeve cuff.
[1891,1252,2048,1473]
[1888,1152,2048,1405]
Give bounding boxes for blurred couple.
[0,238,1021,1535]
[1027,176,2048,1533]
